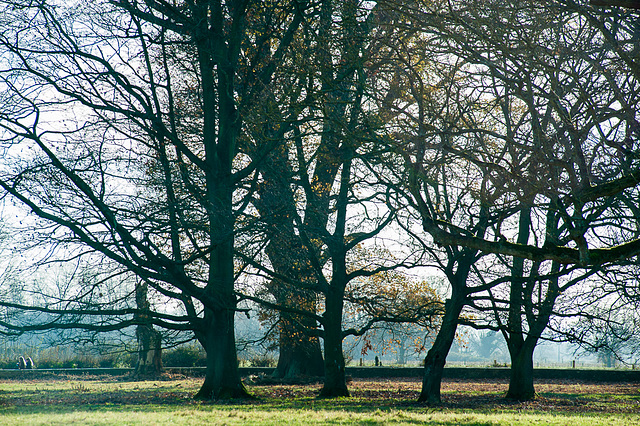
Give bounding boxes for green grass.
[0,377,637,425]
[2,409,638,426]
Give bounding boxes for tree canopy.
[0,0,638,403]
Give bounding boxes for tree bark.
[418,293,465,404]
[274,339,324,379]
[195,308,251,400]
[506,341,536,400]
[504,205,560,401]
[134,279,163,377]
[504,206,531,400]
[274,306,325,379]
[418,244,480,404]
[317,154,353,398]
[319,288,349,397]
[194,0,249,399]
[256,146,325,380]
[135,323,163,376]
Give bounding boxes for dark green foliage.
[247,354,277,368]
[162,346,206,367]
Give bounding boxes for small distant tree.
[346,271,443,365]
[133,278,163,376]
[568,285,640,368]
[470,331,507,362]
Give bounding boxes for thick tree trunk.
[319,329,349,397]
[264,232,324,380]
[268,262,324,380]
[274,312,324,379]
[254,141,325,380]
[190,5,250,400]
[419,347,447,404]
[418,295,465,404]
[195,308,251,400]
[319,291,349,397]
[506,342,536,400]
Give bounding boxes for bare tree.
[378,0,640,403]
[468,207,597,400]
[239,0,439,396]
[0,0,311,399]
[400,0,640,266]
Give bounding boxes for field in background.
[0,376,637,425]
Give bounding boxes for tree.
[468,330,507,362]
[281,0,444,396]
[562,264,640,367]
[366,3,498,403]
[400,0,640,267]
[133,278,163,376]
[470,207,596,400]
[0,0,311,399]
[237,0,439,396]
[245,79,325,380]
[378,0,639,403]
[572,308,640,367]
[428,0,638,401]
[346,272,443,365]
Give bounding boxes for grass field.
[0,375,638,425]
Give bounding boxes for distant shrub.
[41,354,100,369]
[0,345,136,370]
[0,358,18,369]
[162,345,206,367]
[97,352,135,368]
[248,354,276,368]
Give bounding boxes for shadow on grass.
[0,378,638,420]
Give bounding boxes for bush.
[97,352,135,368]
[248,354,276,368]
[162,345,206,367]
[0,345,136,370]
[0,358,19,369]
[40,354,99,369]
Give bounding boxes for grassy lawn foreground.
[0,376,637,425]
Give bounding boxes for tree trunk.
[397,342,406,365]
[504,206,536,401]
[253,140,325,380]
[134,279,163,377]
[195,308,251,400]
[190,5,250,400]
[135,324,163,376]
[319,328,349,397]
[506,342,536,400]
[267,258,324,380]
[319,290,349,397]
[275,340,324,379]
[274,310,324,379]
[318,158,351,398]
[418,295,464,404]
